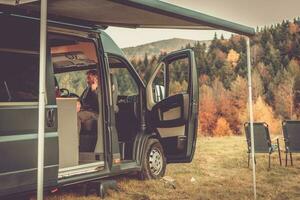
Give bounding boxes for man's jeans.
[77,110,98,135]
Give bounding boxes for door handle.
[192,101,198,114]
[46,109,55,127]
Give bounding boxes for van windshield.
[55,70,89,96]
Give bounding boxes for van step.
[85,180,118,198]
[58,161,104,179]
[79,152,104,164]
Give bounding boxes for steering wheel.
[59,88,70,97]
[69,93,80,98]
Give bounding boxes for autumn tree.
[252,69,265,102]
[213,117,232,136]
[211,79,240,134]
[199,85,217,136]
[128,19,300,137]
[253,96,280,134]
[227,49,240,67]
[230,75,248,111]
[274,60,300,119]
[251,44,264,66]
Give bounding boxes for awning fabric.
[0,0,36,5]
[0,0,255,36]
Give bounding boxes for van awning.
[0,0,36,5]
[0,0,255,36]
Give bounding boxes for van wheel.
[139,138,166,180]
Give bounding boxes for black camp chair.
[244,122,282,169]
[282,120,300,166]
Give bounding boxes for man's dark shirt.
[80,87,99,113]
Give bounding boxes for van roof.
[0,0,255,36]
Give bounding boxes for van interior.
[49,33,106,176]
[108,56,140,161]
[0,19,141,177]
[49,34,141,171]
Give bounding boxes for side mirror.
[154,85,165,102]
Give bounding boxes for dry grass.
[44,136,300,200]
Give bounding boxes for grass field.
[45,136,300,200]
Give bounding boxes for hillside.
[122,38,210,59]
[121,18,300,137]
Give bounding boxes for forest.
[129,18,300,136]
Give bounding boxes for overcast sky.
[105,0,300,48]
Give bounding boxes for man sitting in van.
[77,69,99,134]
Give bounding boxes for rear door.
[146,49,199,163]
[0,16,59,197]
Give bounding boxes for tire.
[139,138,166,180]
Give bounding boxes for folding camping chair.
[244,122,282,169]
[282,120,300,166]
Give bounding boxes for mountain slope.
[122,38,210,59]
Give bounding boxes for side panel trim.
[0,132,57,142]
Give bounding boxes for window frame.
[107,54,142,96]
[151,63,167,103]
[165,55,191,97]
[0,48,46,106]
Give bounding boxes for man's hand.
[91,78,98,91]
[76,101,81,112]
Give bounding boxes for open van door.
[146,49,199,163]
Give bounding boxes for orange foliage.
[213,117,232,136]
[169,80,188,96]
[230,76,248,110]
[212,79,241,134]
[220,94,241,134]
[199,74,210,85]
[227,49,240,67]
[199,80,281,136]
[289,22,299,34]
[253,96,281,134]
[199,85,217,136]
[274,77,294,119]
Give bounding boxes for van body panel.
[101,32,126,57]
[0,87,59,195]
[0,122,58,196]
[0,15,59,196]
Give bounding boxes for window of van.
[108,57,138,96]
[50,38,100,98]
[111,67,138,96]
[0,50,39,102]
[168,57,189,96]
[55,70,88,96]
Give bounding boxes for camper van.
[0,14,199,197]
[0,0,255,198]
